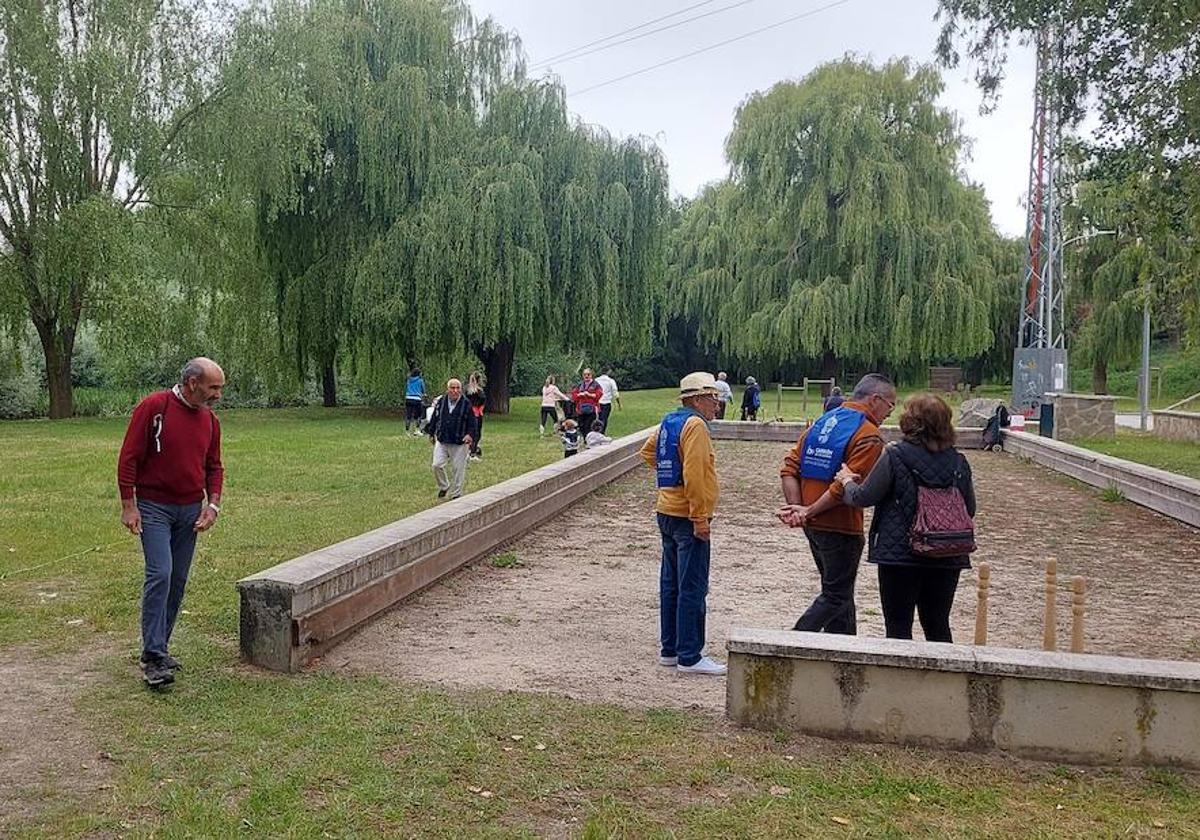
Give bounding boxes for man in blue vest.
[639,372,725,675]
[777,373,894,633]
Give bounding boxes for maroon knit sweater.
[117,390,224,505]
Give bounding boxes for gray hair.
[180,358,206,386]
[852,373,895,400]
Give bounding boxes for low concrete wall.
[710,421,987,449]
[1002,430,1200,527]
[237,428,654,671]
[1153,410,1200,443]
[727,629,1200,767]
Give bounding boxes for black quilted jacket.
[843,441,977,569]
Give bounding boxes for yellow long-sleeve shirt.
[640,415,719,523]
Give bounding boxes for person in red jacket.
[117,358,225,687]
[571,368,603,429]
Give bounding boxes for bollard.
[1043,559,1058,651]
[974,562,990,646]
[1070,576,1086,654]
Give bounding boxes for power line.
[530,0,760,70]
[531,0,725,68]
[571,0,856,97]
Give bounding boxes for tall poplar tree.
[670,59,1010,375]
[0,0,226,417]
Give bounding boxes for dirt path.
[0,646,115,834]
[332,441,1200,713]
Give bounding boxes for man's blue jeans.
[657,513,710,667]
[138,499,202,660]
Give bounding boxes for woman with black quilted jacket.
[834,393,977,642]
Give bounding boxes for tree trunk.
[321,360,338,407]
[819,349,837,396]
[1092,357,1109,395]
[477,340,513,414]
[32,317,76,419]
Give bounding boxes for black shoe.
[142,658,175,687]
[141,653,182,672]
[437,489,448,499]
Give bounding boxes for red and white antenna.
[1013,29,1067,415]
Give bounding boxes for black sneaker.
[140,652,182,671]
[143,658,175,687]
[437,489,448,499]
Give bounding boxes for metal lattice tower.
[1019,30,1064,350]
[1013,30,1067,414]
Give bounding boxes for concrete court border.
[238,428,655,672]
[236,420,1194,673]
[726,629,1200,767]
[1001,429,1200,527]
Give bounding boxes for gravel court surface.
[331,440,1200,713]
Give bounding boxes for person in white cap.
[713,371,733,420]
[638,371,725,676]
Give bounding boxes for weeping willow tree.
[669,58,1012,377]
[226,0,667,411]
[223,0,520,405]
[1065,147,1194,394]
[351,75,668,412]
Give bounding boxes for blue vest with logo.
[656,407,705,488]
[799,406,868,482]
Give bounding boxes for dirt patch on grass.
[333,441,1200,713]
[0,645,116,833]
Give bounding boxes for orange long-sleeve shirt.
[640,416,719,524]
[779,400,883,535]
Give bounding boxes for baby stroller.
[981,405,1010,452]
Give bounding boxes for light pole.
[1137,236,1151,431]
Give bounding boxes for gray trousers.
[432,441,469,498]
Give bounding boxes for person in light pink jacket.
[540,375,570,436]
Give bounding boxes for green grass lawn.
[1074,430,1200,480]
[3,391,1199,836]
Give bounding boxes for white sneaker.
[658,655,678,666]
[677,656,727,676]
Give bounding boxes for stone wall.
[1047,393,1116,441]
[1153,410,1200,443]
[727,629,1200,767]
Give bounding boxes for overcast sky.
[466,0,1037,238]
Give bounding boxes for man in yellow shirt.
[639,372,724,675]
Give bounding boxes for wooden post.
[801,377,808,417]
[973,562,990,646]
[1043,559,1058,651]
[1070,576,1086,654]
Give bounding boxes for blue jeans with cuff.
[138,499,202,660]
[657,513,711,667]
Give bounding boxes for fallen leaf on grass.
[480,791,495,799]
[467,786,482,794]
[769,785,791,797]
[66,619,84,626]
[1153,821,1167,829]
[907,794,922,804]
[535,743,547,751]
[502,746,514,752]
[510,734,524,741]
[831,816,851,826]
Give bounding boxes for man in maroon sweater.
[118,357,225,686]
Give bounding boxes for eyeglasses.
[875,394,896,412]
